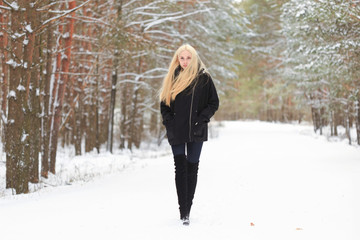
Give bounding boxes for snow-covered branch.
[122,0,138,8]
[1,0,17,10]
[36,1,58,12]
[38,0,90,32]
[118,68,167,78]
[0,4,11,10]
[125,8,213,32]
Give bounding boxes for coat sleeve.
[199,75,219,122]
[160,101,173,125]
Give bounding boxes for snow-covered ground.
[0,121,359,240]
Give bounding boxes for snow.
[21,133,28,142]
[6,59,21,69]
[63,32,70,38]
[296,9,306,18]
[8,90,16,98]
[17,84,26,91]
[0,121,359,240]
[13,32,25,39]
[10,1,19,11]
[25,24,33,33]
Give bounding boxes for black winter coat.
[160,68,219,145]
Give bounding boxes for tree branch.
[35,0,90,33]
[0,4,11,10]
[1,0,14,10]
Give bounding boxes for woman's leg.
[171,144,189,221]
[186,142,203,217]
[171,143,185,157]
[186,141,203,163]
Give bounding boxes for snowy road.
[1,121,359,240]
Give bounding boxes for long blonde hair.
[159,44,206,106]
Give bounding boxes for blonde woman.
[159,44,219,225]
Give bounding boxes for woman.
[159,44,219,225]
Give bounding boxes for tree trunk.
[20,2,38,190]
[5,0,38,194]
[345,103,351,145]
[334,107,339,136]
[107,60,118,153]
[150,102,158,135]
[85,82,97,153]
[50,1,76,174]
[0,0,9,150]
[73,72,84,156]
[119,80,128,149]
[107,0,124,152]
[6,2,25,191]
[48,14,63,173]
[95,56,100,153]
[311,106,317,133]
[28,12,41,183]
[0,0,9,122]
[128,57,144,150]
[319,107,324,135]
[73,98,82,155]
[41,9,55,178]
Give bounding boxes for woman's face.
[178,50,192,69]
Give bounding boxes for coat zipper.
[189,86,195,142]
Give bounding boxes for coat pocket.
[193,121,207,138]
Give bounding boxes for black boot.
[174,154,189,222]
[187,161,199,217]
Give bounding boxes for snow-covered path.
[1,121,359,240]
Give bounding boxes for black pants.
[171,142,203,163]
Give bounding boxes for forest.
[0,0,359,194]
